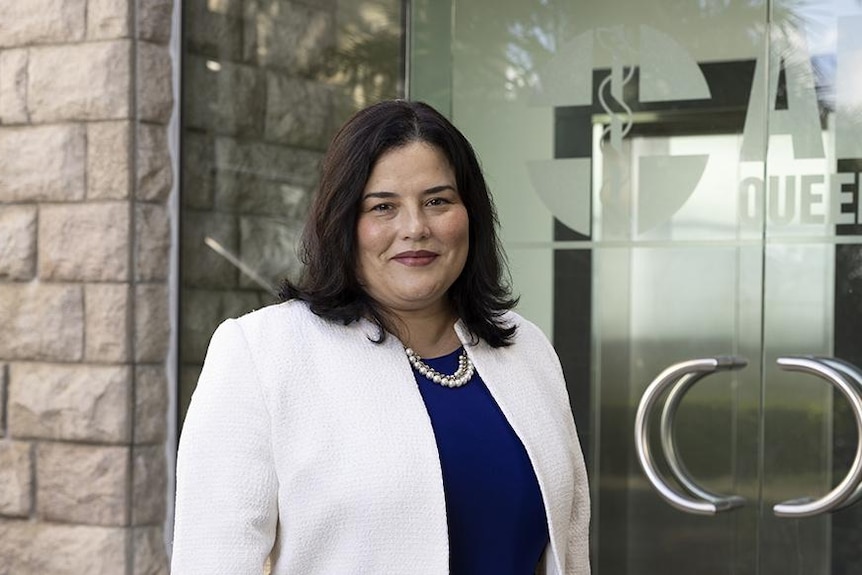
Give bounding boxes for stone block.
[138,41,173,124]
[179,288,262,364]
[292,0,336,7]
[135,365,167,444]
[88,121,132,199]
[133,526,169,575]
[0,48,28,124]
[246,0,335,75]
[214,175,311,217]
[87,0,131,39]
[214,136,321,189]
[205,0,242,16]
[212,136,319,217]
[185,0,243,60]
[0,520,126,574]
[0,283,83,361]
[0,204,37,280]
[132,445,166,525]
[0,124,85,202]
[37,442,129,525]
[239,215,302,289]
[0,441,32,517]
[135,203,171,281]
[139,0,174,45]
[181,131,214,209]
[85,283,131,362]
[137,123,172,201]
[39,202,130,281]
[181,209,238,288]
[28,41,131,123]
[135,283,169,362]
[183,55,264,137]
[332,86,365,128]
[0,0,86,47]
[264,73,333,148]
[9,363,130,442]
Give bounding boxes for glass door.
[410,1,862,574]
[760,2,862,574]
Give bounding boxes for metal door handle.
[773,357,862,518]
[660,371,745,509]
[817,357,862,510]
[635,357,747,515]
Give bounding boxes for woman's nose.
[402,208,430,239]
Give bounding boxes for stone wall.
[0,0,174,573]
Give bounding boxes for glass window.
[179,0,405,425]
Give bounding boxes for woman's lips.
[393,250,438,266]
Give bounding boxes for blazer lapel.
[456,321,572,575]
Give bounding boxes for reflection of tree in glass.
[771,0,862,118]
[319,1,404,125]
[452,1,784,103]
[452,0,579,102]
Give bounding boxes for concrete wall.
[0,0,174,572]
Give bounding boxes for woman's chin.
[380,293,451,314]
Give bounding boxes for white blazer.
[171,300,590,575]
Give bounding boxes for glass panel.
[761,1,862,573]
[178,0,405,425]
[412,1,862,572]
[412,1,768,573]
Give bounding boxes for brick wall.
[0,0,174,573]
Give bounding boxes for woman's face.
[355,141,469,319]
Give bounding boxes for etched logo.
[527,25,711,237]
[526,18,862,236]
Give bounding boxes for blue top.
[412,347,550,575]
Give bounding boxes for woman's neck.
[388,305,461,358]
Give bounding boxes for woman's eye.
[370,203,392,212]
[427,197,450,207]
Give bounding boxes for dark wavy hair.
[280,100,518,347]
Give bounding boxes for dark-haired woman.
[171,100,590,575]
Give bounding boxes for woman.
[171,100,590,575]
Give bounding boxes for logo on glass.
[527,20,862,237]
[527,25,712,237]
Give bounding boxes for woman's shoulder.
[205,300,370,380]
[226,299,369,348]
[202,300,313,355]
[233,298,317,329]
[497,309,549,345]
[493,310,562,366]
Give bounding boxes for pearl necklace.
[405,347,475,388]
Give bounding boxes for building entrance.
[411,1,862,572]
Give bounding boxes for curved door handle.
[773,357,862,518]
[818,358,862,510]
[635,357,747,515]
[660,371,746,509]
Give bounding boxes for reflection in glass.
[179,0,404,425]
[410,1,862,574]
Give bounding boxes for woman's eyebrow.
[362,191,398,200]
[423,185,457,195]
[363,185,456,200]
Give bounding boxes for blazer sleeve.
[171,319,279,574]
